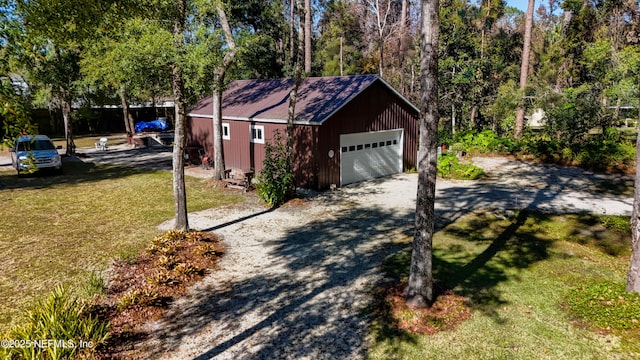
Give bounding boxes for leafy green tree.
[315,0,364,76]
[81,17,173,135]
[0,77,35,145]
[13,0,99,154]
[541,85,603,144]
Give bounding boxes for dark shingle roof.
[189,74,416,124]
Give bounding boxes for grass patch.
[566,281,640,330]
[0,159,243,332]
[371,210,639,359]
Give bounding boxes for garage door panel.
[340,129,403,185]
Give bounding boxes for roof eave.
[186,113,318,126]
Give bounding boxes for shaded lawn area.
[0,159,243,331]
[50,133,129,149]
[372,211,639,359]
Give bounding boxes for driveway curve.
[132,156,633,359]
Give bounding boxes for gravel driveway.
[137,156,632,359]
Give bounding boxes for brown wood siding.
[222,121,287,173]
[316,82,418,189]
[293,125,318,189]
[187,117,213,157]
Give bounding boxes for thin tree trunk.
[290,0,295,66]
[61,98,75,155]
[470,105,478,129]
[451,67,456,135]
[171,0,188,231]
[286,0,305,192]
[379,37,384,77]
[304,0,312,74]
[515,0,535,138]
[627,97,640,293]
[405,0,439,308]
[212,3,237,180]
[340,36,343,76]
[119,88,135,136]
[452,103,456,135]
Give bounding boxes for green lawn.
[0,158,243,331]
[372,211,639,359]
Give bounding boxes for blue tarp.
[135,119,169,133]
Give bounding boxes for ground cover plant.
[1,286,110,360]
[371,210,639,359]
[437,152,484,180]
[0,159,243,332]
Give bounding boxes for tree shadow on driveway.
[142,205,414,359]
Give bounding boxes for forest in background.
[1,0,639,166]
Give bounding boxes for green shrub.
[2,286,109,360]
[566,281,640,330]
[255,130,294,207]
[452,130,511,154]
[437,153,484,180]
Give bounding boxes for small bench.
[223,169,254,191]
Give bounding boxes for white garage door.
[340,129,404,186]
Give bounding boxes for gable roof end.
[188,75,418,125]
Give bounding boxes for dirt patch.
[376,281,473,335]
[94,231,224,359]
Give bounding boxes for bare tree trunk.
[367,0,392,78]
[286,0,305,192]
[470,105,478,129]
[171,0,188,231]
[212,80,225,178]
[628,99,640,293]
[119,88,135,136]
[289,0,295,66]
[515,0,535,138]
[304,0,312,74]
[379,37,384,77]
[212,3,237,180]
[405,0,439,308]
[340,36,344,76]
[61,98,75,155]
[452,103,456,135]
[400,0,409,55]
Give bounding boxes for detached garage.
[187,74,419,190]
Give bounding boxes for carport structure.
[187,74,419,190]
